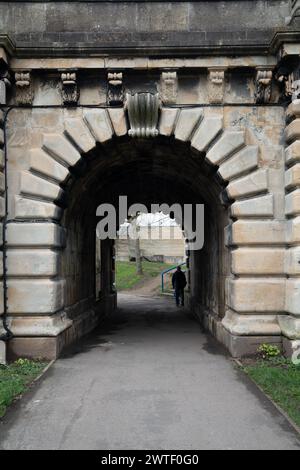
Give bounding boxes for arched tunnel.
[60,135,230,329]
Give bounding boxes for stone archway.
[3,104,286,359]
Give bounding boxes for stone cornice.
[0,30,299,62]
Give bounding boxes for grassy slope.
[244,359,300,427]
[0,359,47,417]
[116,260,172,291]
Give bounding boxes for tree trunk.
[135,230,143,275]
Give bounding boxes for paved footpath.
[0,294,299,450]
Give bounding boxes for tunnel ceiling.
[64,136,226,226]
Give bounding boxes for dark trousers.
[174,288,184,306]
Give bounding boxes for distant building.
[116,213,185,264]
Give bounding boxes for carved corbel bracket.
[126,92,160,138]
[255,69,273,104]
[61,72,79,106]
[15,71,33,106]
[208,68,225,104]
[107,72,124,105]
[160,71,178,105]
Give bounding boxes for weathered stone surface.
[232,248,285,275]
[7,223,65,247]
[228,278,286,312]
[83,109,113,143]
[218,145,259,181]
[108,108,127,137]
[282,337,300,357]
[6,249,59,277]
[30,148,69,183]
[231,194,273,217]
[227,169,268,199]
[0,149,4,170]
[0,173,5,193]
[230,220,286,245]
[0,340,5,365]
[287,216,300,245]
[222,310,281,336]
[7,337,60,361]
[20,171,62,201]
[285,247,300,275]
[174,108,202,142]
[285,189,300,217]
[7,313,72,337]
[285,119,300,143]
[0,196,4,218]
[0,128,4,146]
[286,99,300,121]
[285,279,300,316]
[279,315,300,340]
[64,118,95,153]
[2,279,65,314]
[285,163,300,190]
[14,196,62,220]
[159,107,179,136]
[206,131,244,165]
[285,141,300,166]
[43,134,81,167]
[191,116,223,152]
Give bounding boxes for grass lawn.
[0,358,48,418]
[243,358,300,428]
[116,260,172,291]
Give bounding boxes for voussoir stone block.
[14,195,62,220]
[285,246,300,275]
[191,116,223,153]
[7,223,65,248]
[286,99,300,121]
[30,148,69,183]
[174,108,203,142]
[83,109,113,143]
[231,220,286,245]
[232,248,285,275]
[285,163,300,190]
[206,131,244,165]
[64,118,95,153]
[285,279,300,316]
[6,249,59,277]
[108,108,128,137]
[218,145,259,181]
[20,171,63,201]
[285,140,300,166]
[285,118,300,143]
[228,278,286,312]
[231,194,273,218]
[287,216,300,245]
[43,134,81,167]
[1,279,65,314]
[227,169,268,199]
[222,310,281,336]
[159,108,179,136]
[285,189,300,217]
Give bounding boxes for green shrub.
[257,343,281,360]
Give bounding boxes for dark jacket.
[172,270,187,290]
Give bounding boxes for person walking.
[172,266,187,307]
